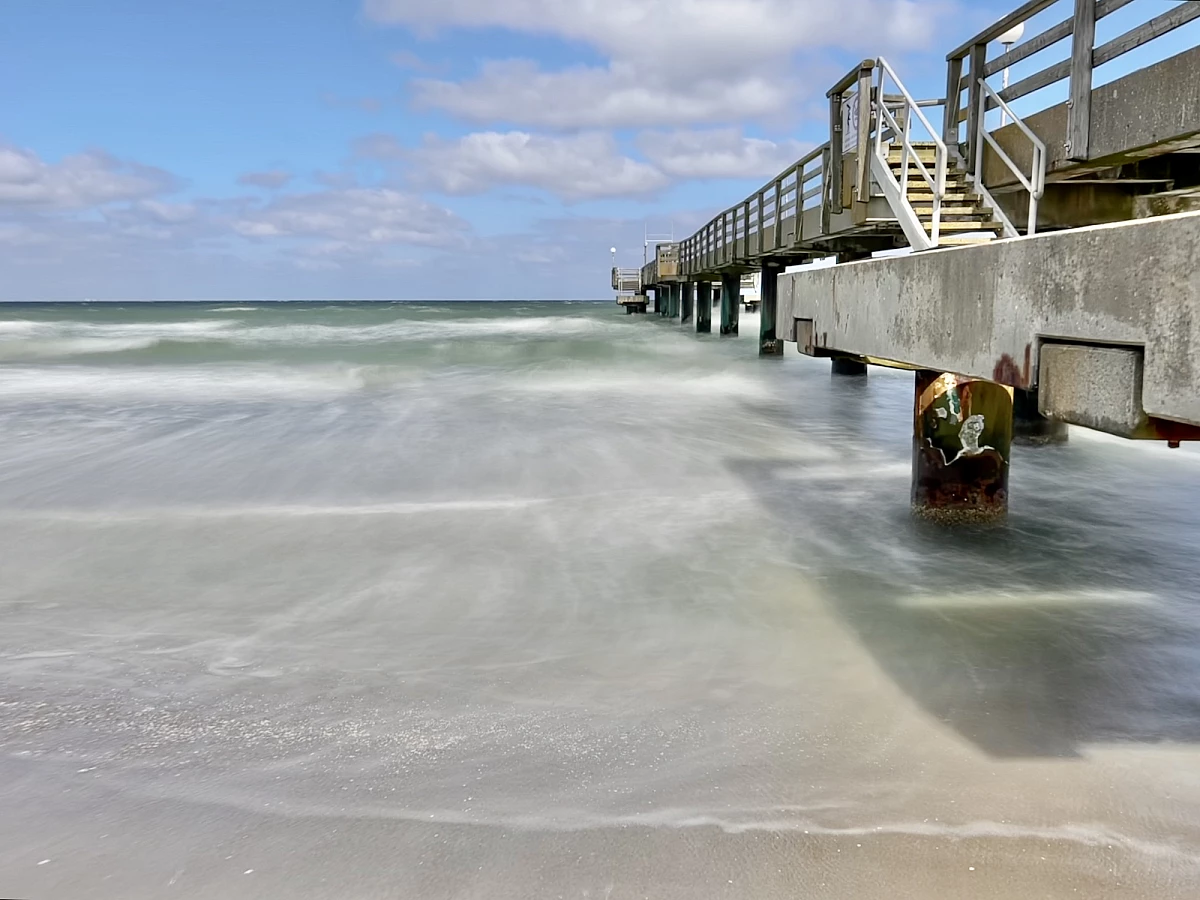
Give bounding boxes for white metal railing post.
[871,57,947,249]
[973,77,1047,237]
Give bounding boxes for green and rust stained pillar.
[719,273,740,336]
[759,262,784,355]
[695,282,712,333]
[912,371,1013,524]
[680,281,695,325]
[666,283,679,318]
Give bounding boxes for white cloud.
[638,129,811,179]
[365,0,955,128]
[411,60,792,129]
[363,0,942,63]
[0,144,175,209]
[408,131,668,201]
[232,187,468,247]
[238,170,293,189]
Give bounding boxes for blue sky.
[0,0,1193,299]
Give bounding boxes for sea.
[3,300,1200,899]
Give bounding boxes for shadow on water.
[728,371,1200,759]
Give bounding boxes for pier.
[616,0,1200,522]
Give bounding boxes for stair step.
[907,188,978,198]
[937,235,997,246]
[924,220,1002,232]
[890,165,968,177]
[892,171,971,185]
[888,151,938,164]
[909,208,990,220]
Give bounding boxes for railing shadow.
[725,428,1200,759]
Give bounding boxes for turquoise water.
[3,301,1200,899]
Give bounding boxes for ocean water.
[3,300,1200,899]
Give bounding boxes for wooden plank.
[855,63,873,202]
[983,16,1074,77]
[828,92,843,215]
[944,56,964,147]
[1093,2,1200,69]
[827,59,874,98]
[965,42,988,170]
[990,57,1072,109]
[756,190,764,255]
[948,0,1061,60]
[1095,0,1140,20]
[773,181,782,249]
[820,146,832,236]
[1068,0,1096,161]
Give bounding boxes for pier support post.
[652,286,661,315]
[831,357,868,377]
[1013,388,1069,445]
[912,371,1012,524]
[680,282,694,325]
[720,273,740,336]
[667,283,679,318]
[696,282,712,333]
[759,262,783,355]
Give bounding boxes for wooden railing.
[946,0,1200,164]
[678,141,831,276]
[671,0,1198,277]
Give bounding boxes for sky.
[0,0,1193,300]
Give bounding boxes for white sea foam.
[0,319,241,359]
[506,370,769,400]
[0,498,549,524]
[226,316,611,345]
[0,320,42,335]
[0,365,366,401]
[0,337,161,360]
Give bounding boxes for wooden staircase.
[887,143,1003,247]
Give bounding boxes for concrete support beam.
[831,357,868,377]
[696,282,712,333]
[777,211,1200,431]
[912,371,1013,524]
[680,282,695,325]
[720,273,740,336]
[1013,387,1069,445]
[652,286,662,315]
[759,262,784,356]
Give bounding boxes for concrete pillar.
[759,263,784,355]
[652,286,661,315]
[912,371,1013,524]
[1013,388,1069,445]
[720,273,740,336]
[666,283,678,318]
[696,282,712,333]
[832,356,868,376]
[680,282,695,325]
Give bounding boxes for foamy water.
[3,300,1200,899]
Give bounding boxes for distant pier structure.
[614,0,1200,522]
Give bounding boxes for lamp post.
[997,23,1024,126]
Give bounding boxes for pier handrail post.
[1068,0,1096,160]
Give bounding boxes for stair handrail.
[872,56,947,249]
[973,78,1046,238]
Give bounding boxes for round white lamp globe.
[998,22,1025,45]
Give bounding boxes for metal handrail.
[873,56,947,248]
[973,78,1046,237]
